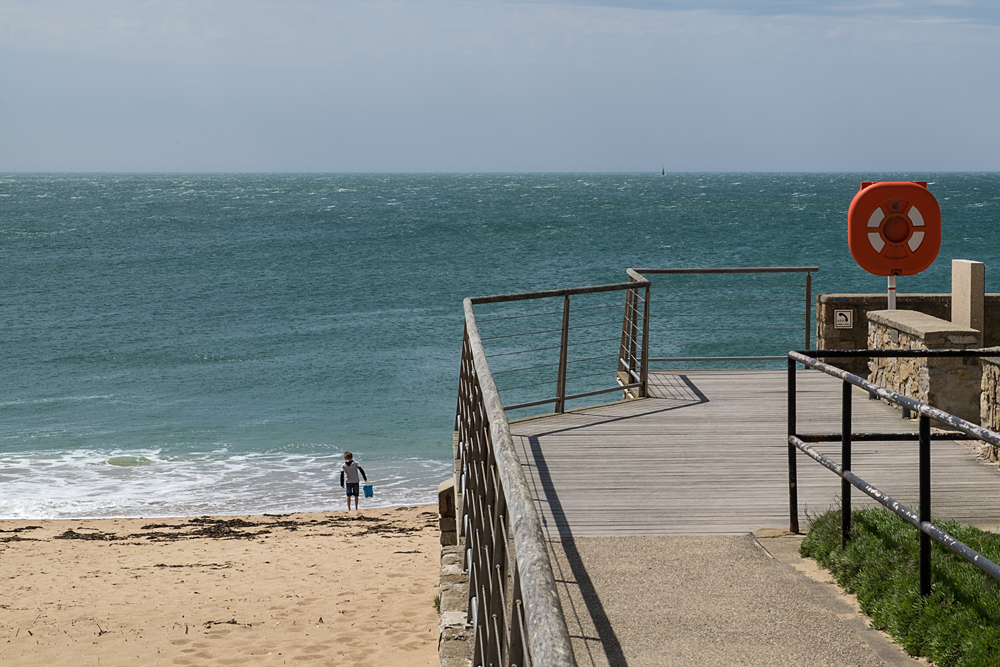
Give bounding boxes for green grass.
[800,508,1000,667]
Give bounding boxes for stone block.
[439,478,455,516]
[952,260,985,332]
[441,546,463,571]
[440,611,468,631]
[949,335,981,345]
[981,356,1000,455]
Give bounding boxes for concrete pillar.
[952,260,985,333]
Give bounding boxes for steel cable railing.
[457,304,577,667]
[455,277,651,666]
[473,282,648,413]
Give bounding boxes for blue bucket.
[363,483,374,498]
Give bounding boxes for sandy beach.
[0,506,441,666]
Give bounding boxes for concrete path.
[548,533,924,667]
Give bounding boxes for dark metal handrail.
[787,349,1000,597]
[469,278,648,305]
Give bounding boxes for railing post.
[640,285,650,398]
[617,283,634,386]
[919,413,932,597]
[805,272,812,350]
[555,295,570,413]
[841,380,852,549]
[788,356,799,534]
[625,286,640,397]
[629,287,639,368]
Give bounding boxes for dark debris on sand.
[54,529,121,541]
[0,526,43,542]
[18,511,434,543]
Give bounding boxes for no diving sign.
[834,309,854,329]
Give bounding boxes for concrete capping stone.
[867,309,981,340]
[439,478,456,515]
[438,544,472,667]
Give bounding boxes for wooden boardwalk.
[510,369,1000,537]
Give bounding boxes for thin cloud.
[1,1,998,171]
[501,0,1000,24]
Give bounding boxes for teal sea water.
[1,173,997,519]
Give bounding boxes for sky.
[1,0,999,172]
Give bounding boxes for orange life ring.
[847,181,941,276]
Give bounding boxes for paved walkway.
[546,533,923,666]
[508,370,1000,666]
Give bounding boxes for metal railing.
[473,278,650,413]
[473,267,814,419]
[633,267,816,364]
[457,294,602,667]
[617,269,650,398]
[456,277,654,666]
[787,349,1000,596]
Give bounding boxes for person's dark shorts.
[346,483,360,497]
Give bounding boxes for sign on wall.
[834,309,854,329]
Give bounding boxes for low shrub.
[800,508,1000,667]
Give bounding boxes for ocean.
[1,173,997,519]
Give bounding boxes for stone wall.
[439,430,471,665]
[817,294,1000,377]
[867,310,982,423]
[438,475,472,666]
[983,356,1000,462]
[438,543,472,666]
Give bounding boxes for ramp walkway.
[508,369,1000,666]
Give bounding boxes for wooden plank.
[510,369,1000,537]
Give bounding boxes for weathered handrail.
[457,298,577,667]
[469,278,648,304]
[788,349,1000,597]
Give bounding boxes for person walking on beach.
[340,451,368,510]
